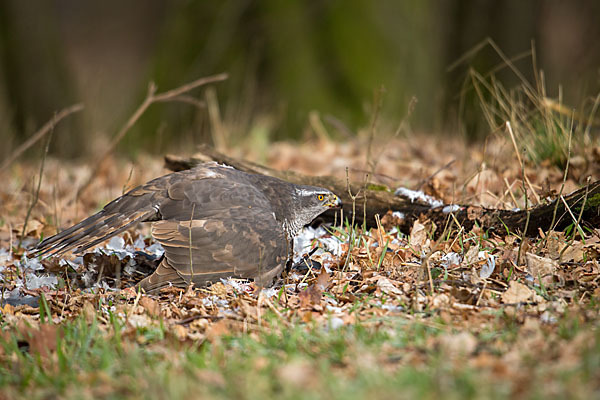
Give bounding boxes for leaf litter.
[1,136,600,397]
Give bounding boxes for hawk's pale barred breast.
[33,162,341,292]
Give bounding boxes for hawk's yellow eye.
[317,194,325,201]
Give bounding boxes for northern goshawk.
[34,162,341,292]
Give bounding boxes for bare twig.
[205,86,227,150]
[309,111,330,141]
[19,126,53,248]
[507,120,532,266]
[323,114,355,138]
[559,178,590,262]
[189,203,196,286]
[416,160,456,191]
[76,73,228,198]
[549,116,574,234]
[506,121,523,174]
[365,86,385,174]
[8,222,13,261]
[0,103,84,172]
[503,177,519,209]
[342,167,361,281]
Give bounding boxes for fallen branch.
[165,146,600,237]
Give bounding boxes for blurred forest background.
[0,0,599,160]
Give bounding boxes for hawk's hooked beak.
[326,194,342,209]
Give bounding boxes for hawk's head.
[283,186,341,236]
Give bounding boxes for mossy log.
[165,145,600,237]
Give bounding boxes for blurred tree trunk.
[0,1,80,158]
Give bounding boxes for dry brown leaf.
[501,281,534,304]
[13,219,45,238]
[206,319,230,342]
[171,324,189,341]
[82,301,96,324]
[18,322,60,359]
[438,332,477,357]
[409,220,428,248]
[376,277,403,296]
[560,242,585,263]
[1,303,15,315]
[464,245,480,266]
[525,253,557,281]
[139,296,161,318]
[276,360,318,389]
[431,293,451,309]
[299,285,322,309]
[315,270,330,291]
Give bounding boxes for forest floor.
[1,131,600,399]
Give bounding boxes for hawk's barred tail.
[32,184,164,258]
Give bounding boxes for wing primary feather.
[73,218,143,254]
[33,209,154,257]
[35,213,103,249]
[33,212,107,256]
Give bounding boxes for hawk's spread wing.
[34,167,221,257]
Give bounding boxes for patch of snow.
[0,248,11,269]
[442,204,461,213]
[326,305,344,314]
[392,211,405,220]
[82,270,96,287]
[293,225,343,262]
[25,274,58,290]
[107,236,125,251]
[318,236,343,256]
[220,277,253,294]
[479,251,496,279]
[103,237,131,260]
[145,243,164,258]
[327,317,344,330]
[59,257,83,268]
[441,252,462,268]
[202,295,230,309]
[540,311,557,324]
[261,287,279,298]
[18,256,44,271]
[133,236,146,250]
[381,303,404,312]
[393,187,444,208]
[0,287,38,306]
[1,288,20,300]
